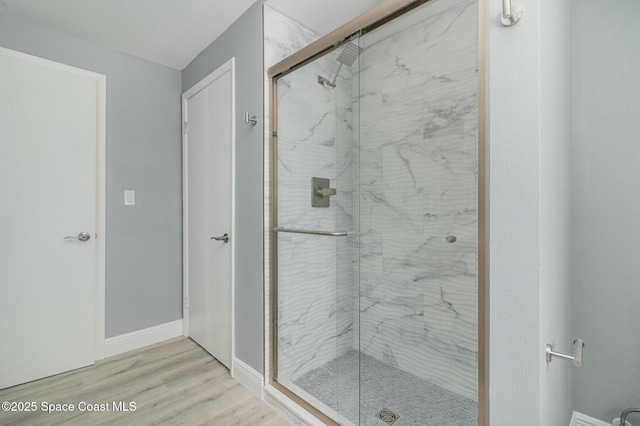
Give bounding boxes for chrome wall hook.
[501,0,522,26]
[245,112,258,126]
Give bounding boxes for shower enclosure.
[268,0,486,424]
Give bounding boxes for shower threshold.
[278,377,357,426]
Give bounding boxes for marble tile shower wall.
[355,0,479,401]
[263,5,320,381]
[265,6,356,382]
[265,0,479,401]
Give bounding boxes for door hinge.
[184,297,190,309]
[183,121,189,134]
[273,320,278,328]
[272,131,277,138]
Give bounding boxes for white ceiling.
[265,0,384,37]
[0,0,256,70]
[0,0,385,70]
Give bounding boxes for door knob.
[64,232,91,242]
[211,233,229,243]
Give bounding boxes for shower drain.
[375,408,400,425]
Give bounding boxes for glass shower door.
[273,40,360,425]
[272,0,481,424]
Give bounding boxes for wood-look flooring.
[0,337,289,426]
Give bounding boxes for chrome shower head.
[336,43,363,67]
[318,43,363,89]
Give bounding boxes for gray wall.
[182,1,264,373]
[0,14,183,338]
[572,0,640,421]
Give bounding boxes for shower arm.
[330,62,344,86]
[501,0,522,26]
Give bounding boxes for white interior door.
[184,59,234,369]
[0,48,104,389]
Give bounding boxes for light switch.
[124,190,135,206]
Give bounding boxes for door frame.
[181,57,236,372]
[0,46,107,361]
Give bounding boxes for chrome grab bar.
[545,338,585,367]
[273,227,347,237]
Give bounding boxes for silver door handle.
[211,233,229,243]
[64,232,91,242]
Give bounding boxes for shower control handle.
[316,187,337,197]
[312,177,336,208]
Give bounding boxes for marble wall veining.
[356,0,478,400]
[265,0,479,405]
[262,4,321,383]
[276,54,355,380]
[264,6,356,382]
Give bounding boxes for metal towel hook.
[245,112,258,126]
[501,0,522,26]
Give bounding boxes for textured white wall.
[489,0,542,423]
[538,0,579,426]
[539,0,574,424]
[490,0,574,424]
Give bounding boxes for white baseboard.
[105,319,183,358]
[231,358,264,400]
[571,411,611,426]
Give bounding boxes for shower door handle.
[273,227,347,237]
[211,233,229,243]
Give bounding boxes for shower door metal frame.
[267,0,490,424]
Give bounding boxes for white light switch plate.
[124,190,135,206]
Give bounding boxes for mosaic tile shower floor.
[294,350,477,426]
